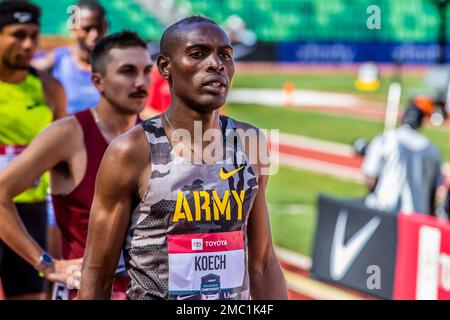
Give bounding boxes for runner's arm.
[32,50,56,72]
[364,176,378,193]
[78,126,149,300]
[246,129,288,300]
[247,173,288,300]
[362,135,383,193]
[38,70,67,120]
[0,118,81,281]
[430,156,444,215]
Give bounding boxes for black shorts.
[0,201,48,297]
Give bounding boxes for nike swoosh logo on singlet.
[26,102,43,110]
[220,166,245,180]
[176,294,197,300]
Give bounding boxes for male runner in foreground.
[79,16,287,300]
[0,0,66,300]
[0,31,152,299]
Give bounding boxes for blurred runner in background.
[0,31,151,300]
[0,0,66,300]
[33,0,107,114]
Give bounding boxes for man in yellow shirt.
[0,0,67,300]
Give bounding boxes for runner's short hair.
[91,31,148,75]
[160,15,219,57]
[77,0,105,20]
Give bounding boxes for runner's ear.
[157,55,170,80]
[91,72,104,94]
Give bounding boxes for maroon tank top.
[52,109,108,259]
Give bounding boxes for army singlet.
[125,115,259,300]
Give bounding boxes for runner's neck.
[94,101,138,139]
[71,46,91,72]
[0,65,28,84]
[165,103,221,134]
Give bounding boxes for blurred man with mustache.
[0,31,152,300]
[0,0,66,300]
[31,1,108,297]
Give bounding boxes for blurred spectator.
[33,0,107,113]
[362,104,443,215]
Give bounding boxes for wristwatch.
[34,252,54,277]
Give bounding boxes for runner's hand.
[45,258,83,289]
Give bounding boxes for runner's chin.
[125,97,147,113]
[197,93,227,112]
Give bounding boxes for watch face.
[42,253,53,265]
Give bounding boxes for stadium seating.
[34,0,448,42]
[32,0,163,39]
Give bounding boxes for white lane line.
[283,269,364,300]
[228,88,363,108]
[275,246,312,271]
[275,133,355,157]
[275,153,364,183]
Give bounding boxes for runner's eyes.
[120,68,137,75]
[220,52,232,60]
[82,26,100,33]
[144,66,153,75]
[189,51,205,59]
[12,31,27,41]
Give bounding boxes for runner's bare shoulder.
[107,124,150,170]
[39,115,79,142]
[41,116,82,152]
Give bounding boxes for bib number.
[0,150,17,171]
[168,230,246,300]
[0,145,40,187]
[52,283,69,300]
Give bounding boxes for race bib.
[168,230,246,300]
[0,145,40,187]
[52,283,69,300]
[0,146,25,171]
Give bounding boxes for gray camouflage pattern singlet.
[124,115,259,300]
